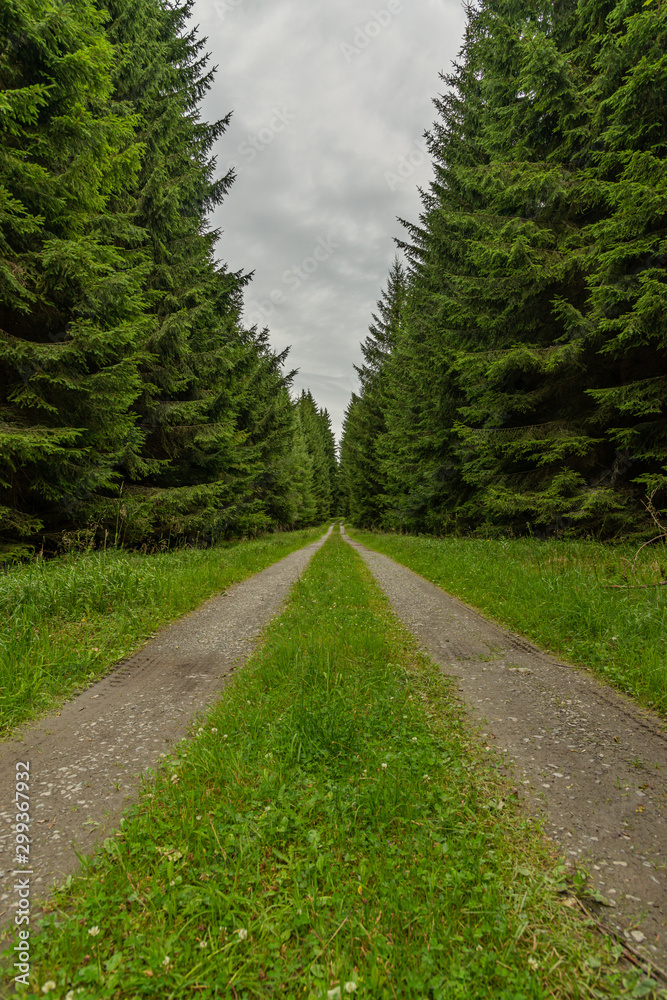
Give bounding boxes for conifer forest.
[340,0,667,540]
[0,0,337,556]
[1,0,666,554]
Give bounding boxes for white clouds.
[191,0,466,439]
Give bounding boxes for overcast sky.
[190,0,467,441]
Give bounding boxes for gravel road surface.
[0,527,332,933]
[343,527,667,968]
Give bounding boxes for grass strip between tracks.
[347,529,667,717]
[0,527,325,738]
[10,533,660,999]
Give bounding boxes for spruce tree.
[340,257,407,527]
[372,0,666,537]
[580,0,667,515]
[447,0,667,534]
[286,405,317,526]
[0,0,147,547]
[445,0,606,533]
[296,391,335,522]
[83,0,305,543]
[1,0,326,548]
[91,0,248,539]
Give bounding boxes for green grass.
[11,533,661,999]
[0,528,325,738]
[347,529,667,717]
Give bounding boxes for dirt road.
[0,528,332,933]
[2,522,665,972]
[342,528,667,967]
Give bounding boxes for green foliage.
[296,390,337,523]
[15,533,643,998]
[0,0,334,548]
[0,526,324,735]
[349,527,667,715]
[342,0,667,538]
[340,258,407,527]
[0,0,148,538]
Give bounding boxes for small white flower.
[199,939,208,949]
[196,815,202,820]
[327,989,341,1000]
[88,925,100,936]
[423,774,430,781]
[170,774,179,783]
[162,955,170,967]
[528,957,539,971]
[264,805,271,812]
[344,983,358,994]
[41,984,56,995]
[223,734,228,739]
[412,737,418,742]
[65,992,75,1000]
[211,728,218,733]
[381,763,387,770]
[197,727,204,734]
[237,928,248,941]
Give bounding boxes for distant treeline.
[340,0,666,539]
[0,0,337,556]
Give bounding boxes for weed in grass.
[8,535,662,998]
[348,529,667,716]
[0,528,325,738]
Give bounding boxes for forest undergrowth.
[8,533,662,999]
[347,530,667,717]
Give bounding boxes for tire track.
[0,527,332,933]
[343,527,667,966]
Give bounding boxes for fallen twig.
[573,896,667,984]
[604,581,667,590]
[631,533,667,575]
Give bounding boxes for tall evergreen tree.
[296,391,336,522]
[357,0,666,538]
[286,404,317,526]
[0,0,147,545]
[448,0,667,533]
[1,0,334,549]
[90,0,255,539]
[578,0,667,513]
[340,257,407,527]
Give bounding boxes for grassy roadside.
[0,527,325,738]
[347,529,667,717]
[10,533,660,998]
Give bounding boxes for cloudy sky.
[190,0,468,441]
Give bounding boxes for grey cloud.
[193,0,466,440]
